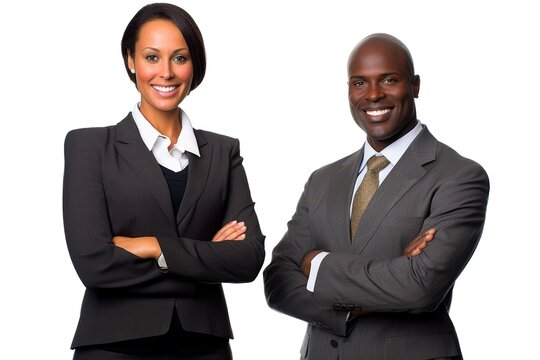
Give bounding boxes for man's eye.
[352,81,365,87]
[382,78,398,84]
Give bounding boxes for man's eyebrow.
[380,72,399,77]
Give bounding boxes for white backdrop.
[1,0,538,358]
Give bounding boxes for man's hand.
[112,236,161,259]
[403,228,436,257]
[351,228,436,318]
[301,249,325,277]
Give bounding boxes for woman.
[63,3,265,359]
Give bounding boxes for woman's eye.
[145,54,158,61]
[173,55,187,63]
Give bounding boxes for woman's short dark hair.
[121,3,206,91]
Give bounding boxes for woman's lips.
[151,85,180,97]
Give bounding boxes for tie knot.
[366,155,390,174]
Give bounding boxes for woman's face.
[128,19,193,118]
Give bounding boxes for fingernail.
[238,221,245,226]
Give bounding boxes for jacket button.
[330,339,338,348]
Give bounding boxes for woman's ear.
[127,49,135,73]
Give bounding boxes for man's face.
[348,39,420,152]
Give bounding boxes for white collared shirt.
[132,103,200,268]
[306,121,424,292]
[132,103,200,172]
[350,120,423,212]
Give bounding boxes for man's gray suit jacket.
[264,125,489,360]
[63,113,265,348]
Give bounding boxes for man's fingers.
[424,228,436,239]
[404,228,437,256]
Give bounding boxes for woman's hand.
[113,236,162,259]
[212,221,247,242]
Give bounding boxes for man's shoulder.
[412,126,487,178]
[434,140,487,175]
[310,149,362,179]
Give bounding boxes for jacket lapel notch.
[176,131,212,226]
[115,114,176,225]
[327,149,364,248]
[352,127,437,253]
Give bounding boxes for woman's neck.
[140,105,182,147]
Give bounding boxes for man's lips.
[364,108,392,116]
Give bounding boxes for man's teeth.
[366,109,391,116]
[153,85,178,93]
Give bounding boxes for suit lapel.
[176,130,212,226]
[352,127,438,254]
[327,148,364,249]
[114,113,176,225]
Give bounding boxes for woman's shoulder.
[66,125,115,139]
[194,129,239,148]
[64,124,117,157]
[66,125,114,144]
[65,113,132,148]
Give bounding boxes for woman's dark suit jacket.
[63,113,265,349]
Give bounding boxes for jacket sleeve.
[157,138,266,284]
[263,175,349,337]
[314,162,490,313]
[63,129,195,296]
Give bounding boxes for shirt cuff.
[157,253,168,269]
[306,252,329,292]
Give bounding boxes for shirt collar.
[132,103,200,157]
[359,120,423,173]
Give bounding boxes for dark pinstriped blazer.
[63,113,264,348]
[264,125,488,359]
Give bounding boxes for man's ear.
[412,75,420,98]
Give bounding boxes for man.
[263,33,489,360]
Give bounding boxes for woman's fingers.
[212,221,247,242]
[212,220,238,241]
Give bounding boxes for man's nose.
[365,84,384,101]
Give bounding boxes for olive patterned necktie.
[350,155,390,239]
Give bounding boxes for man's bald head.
[347,33,420,151]
[348,33,415,79]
